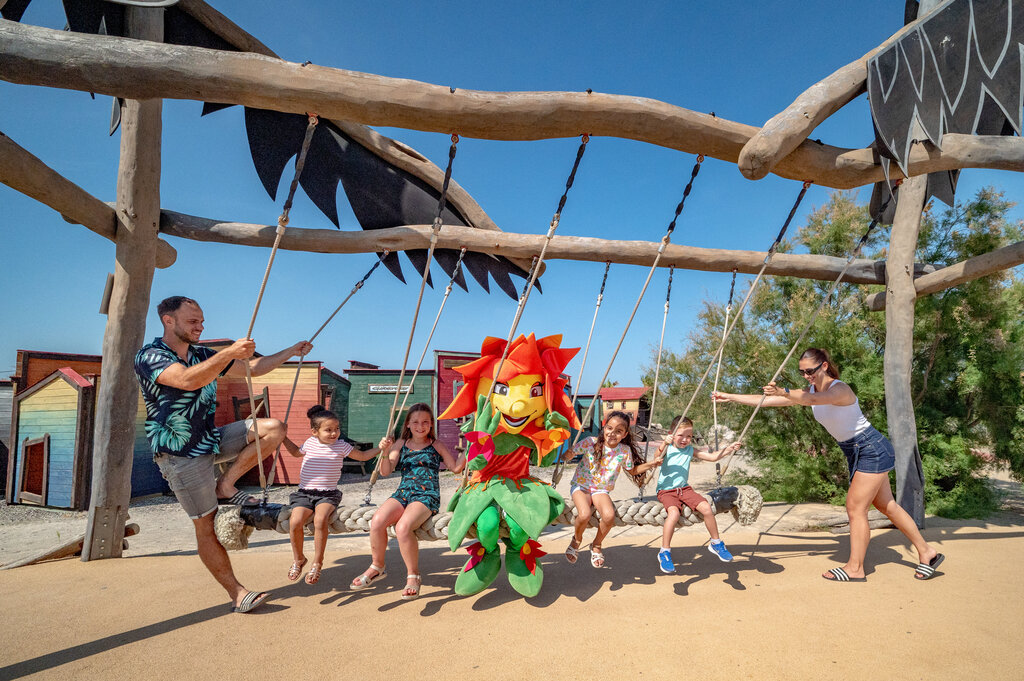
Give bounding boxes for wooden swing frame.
[2,0,1023,557]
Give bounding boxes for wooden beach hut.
[7,368,96,509]
[344,361,435,447]
[434,350,480,456]
[1,379,15,497]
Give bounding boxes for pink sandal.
[304,562,322,585]
[287,558,307,581]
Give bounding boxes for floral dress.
[390,441,443,513]
[568,437,634,492]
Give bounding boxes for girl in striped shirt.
[282,405,391,585]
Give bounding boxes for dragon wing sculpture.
[867,0,1023,218]
[3,0,533,298]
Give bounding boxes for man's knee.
[258,419,286,444]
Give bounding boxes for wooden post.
[882,0,943,529]
[884,173,928,528]
[82,6,164,561]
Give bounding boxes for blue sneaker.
[657,549,675,573]
[708,539,734,562]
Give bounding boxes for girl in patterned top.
[351,403,465,600]
[565,411,658,568]
[281,405,391,585]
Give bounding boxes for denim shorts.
[153,419,254,519]
[154,453,219,519]
[836,425,895,483]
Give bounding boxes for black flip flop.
[217,491,259,506]
[914,553,945,580]
[232,591,270,614]
[823,567,866,582]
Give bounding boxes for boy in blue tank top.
[651,416,742,573]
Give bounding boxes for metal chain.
[239,113,319,501]
[364,135,460,503]
[717,182,900,479]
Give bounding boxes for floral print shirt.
[135,337,230,458]
[569,437,634,492]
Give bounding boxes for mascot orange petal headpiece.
[440,333,582,432]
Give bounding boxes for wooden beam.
[82,6,164,561]
[884,174,929,528]
[158,210,939,285]
[737,2,947,180]
[0,130,176,268]
[172,0,534,276]
[866,239,1024,311]
[4,21,1023,190]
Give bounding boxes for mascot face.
[439,334,582,450]
[479,374,546,434]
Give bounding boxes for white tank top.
[810,380,871,442]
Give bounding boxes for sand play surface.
[1,471,1022,680]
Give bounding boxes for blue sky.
[2,1,1022,388]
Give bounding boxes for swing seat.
[707,485,739,514]
[239,501,284,531]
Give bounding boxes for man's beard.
[173,327,198,345]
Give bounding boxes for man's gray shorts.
[154,419,253,519]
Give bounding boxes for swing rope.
[362,134,460,498]
[487,135,590,391]
[456,134,590,491]
[553,155,704,485]
[635,265,674,499]
[563,261,612,434]
[676,180,812,433]
[239,113,319,501]
[362,247,471,503]
[264,254,388,490]
[716,183,901,479]
[709,268,737,483]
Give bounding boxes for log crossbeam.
[0,130,176,268]
[3,20,1023,190]
[866,239,1024,311]
[159,210,939,285]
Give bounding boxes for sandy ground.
[1,463,1022,681]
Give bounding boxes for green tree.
[643,188,1023,516]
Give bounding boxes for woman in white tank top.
[712,347,944,583]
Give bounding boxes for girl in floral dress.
[564,411,657,568]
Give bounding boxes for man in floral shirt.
[135,295,312,612]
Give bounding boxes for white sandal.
[351,564,386,590]
[401,574,421,600]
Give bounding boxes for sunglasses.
[798,361,824,377]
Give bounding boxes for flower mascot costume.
[440,333,581,597]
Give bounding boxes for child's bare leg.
[362,498,404,579]
[662,506,681,548]
[571,490,593,544]
[289,506,313,562]
[395,502,432,596]
[697,501,720,541]
[591,493,617,547]
[311,503,335,566]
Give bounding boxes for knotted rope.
[215,485,763,550]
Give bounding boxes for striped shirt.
[299,437,353,490]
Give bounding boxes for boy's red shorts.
[657,486,707,512]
